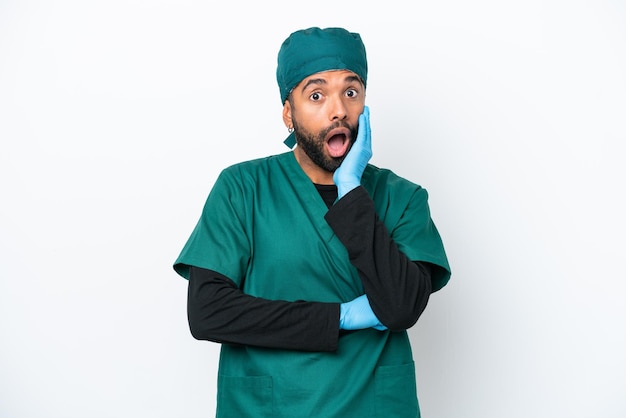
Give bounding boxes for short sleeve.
[391,187,451,292]
[173,167,251,286]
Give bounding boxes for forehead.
[297,70,363,89]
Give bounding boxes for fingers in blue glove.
[356,105,371,152]
[339,294,387,331]
[333,106,373,199]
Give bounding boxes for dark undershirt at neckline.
[314,183,338,208]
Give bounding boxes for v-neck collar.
[277,152,336,242]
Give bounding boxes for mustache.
[319,121,355,138]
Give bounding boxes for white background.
[1,1,625,417]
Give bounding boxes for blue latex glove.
[339,294,387,331]
[333,106,372,199]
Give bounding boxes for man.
[174,27,451,418]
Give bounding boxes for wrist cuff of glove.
[337,183,361,199]
[339,303,347,329]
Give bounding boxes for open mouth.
[325,128,351,158]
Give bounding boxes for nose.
[328,96,348,122]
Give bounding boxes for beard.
[292,119,359,173]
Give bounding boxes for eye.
[310,92,322,101]
[345,88,358,98]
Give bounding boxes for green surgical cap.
[277,27,368,103]
[277,27,368,147]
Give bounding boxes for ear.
[282,101,293,129]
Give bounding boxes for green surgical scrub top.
[174,151,450,418]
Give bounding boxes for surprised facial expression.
[284,70,365,173]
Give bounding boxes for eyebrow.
[300,74,364,92]
[301,78,326,91]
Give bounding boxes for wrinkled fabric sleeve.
[325,186,450,330]
[188,266,340,352]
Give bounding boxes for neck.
[293,147,334,185]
